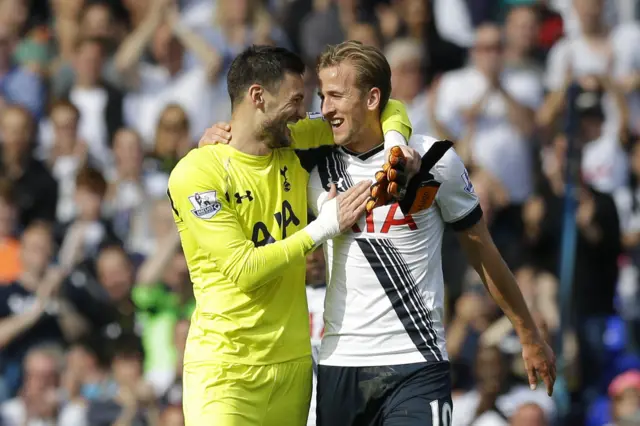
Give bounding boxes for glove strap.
[399,140,454,215]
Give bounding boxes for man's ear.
[248,84,265,110]
[366,87,381,111]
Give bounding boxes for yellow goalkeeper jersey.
[167,100,412,366]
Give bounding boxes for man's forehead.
[318,63,357,89]
[476,26,501,43]
[274,72,304,95]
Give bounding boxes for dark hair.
[76,166,108,198]
[111,332,145,362]
[73,335,111,368]
[227,45,305,110]
[49,99,80,120]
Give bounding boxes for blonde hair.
[316,40,392,110]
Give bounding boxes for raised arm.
[167,156,370,292]
[114,0,167,85]
[165,5,223,83]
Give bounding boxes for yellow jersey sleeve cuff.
[381,99,412,142]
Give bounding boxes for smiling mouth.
[330,118,344,129]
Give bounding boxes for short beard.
[258,117,292,149]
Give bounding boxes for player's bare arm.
[456,216,557,396]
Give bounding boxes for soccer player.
[168,45,413,426]
[207,41,556,426]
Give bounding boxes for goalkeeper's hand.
[367,146,421,213]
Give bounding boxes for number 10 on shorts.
[430,399,452,426]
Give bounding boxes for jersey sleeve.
[167,159,316,293]
[434,149,482,231]
[380,99,412,142]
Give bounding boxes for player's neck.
[228,115,272,157]
[346,122,384,153]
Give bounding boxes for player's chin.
[270,134,293,148]
[332,133,350,147]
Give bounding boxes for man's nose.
[321,99,334,117]
[296,104,306,121]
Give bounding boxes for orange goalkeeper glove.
[367,141,455,215]
[366,146,409,213]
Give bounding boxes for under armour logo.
[234,190,254,204]
[333,177,347,192]
[280,167,291,192]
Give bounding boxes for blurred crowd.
[0,0,640,425]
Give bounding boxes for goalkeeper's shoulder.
[169,146,226,190]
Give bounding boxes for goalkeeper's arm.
[168,164,369,293]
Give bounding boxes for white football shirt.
[307,134,481,367]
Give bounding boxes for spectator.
[134,244,193,395]
[377,0,467,81]
[146,104,192,178]
[433,23,542,260]
[115,0,226,145]
[48,0,85,63]
[510,403,549,426]
[575,87,629,194]
[159,319,189,408]
[300,0,360,64]
[87,333,160,426]
[452,345,555,426]
[0,344,65,426]
[40,101,89,223]
[0,180,20,283]
[59,36,125,160]
[0,0,29,39]
[199,0,291,62]
[0,106,58,228]
[107,128,164,255]
[387,38,433,136]
[0,222,87,397]
[79,1,114,40]
[525,132,622,407]
[607,370,640,425]
[0,24,45,118]
[347,21,383,49]
[65,244,138,343]
[544,0,640,137]
[62,336,113,403]
[56,167,120,267]
[120,0,152,30]
[447,277,500,370]
[503,5,544,74]
[614,138,640,266]
[159,404,184,426]
[50,2,125,98]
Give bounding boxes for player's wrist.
[304,198,340,245]
[383,130,407,151]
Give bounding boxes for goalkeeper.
[167,45,412,426]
